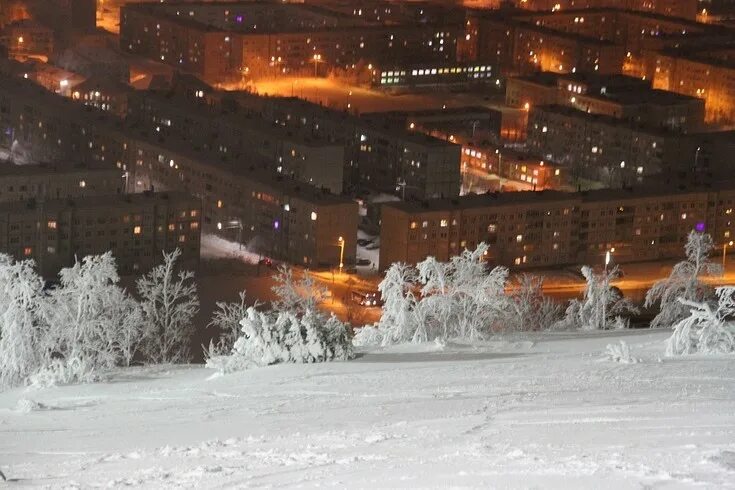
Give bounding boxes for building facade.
[0,191,201,277]
[379,181,735,270]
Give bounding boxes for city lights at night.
[0,0,734,487]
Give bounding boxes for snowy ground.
[1,329,734,488]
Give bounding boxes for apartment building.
[125,90,345,194]
[379,180,735,270]
[0,191,200,277]
[0,162,123,202]
[527,105,687,185]
[0,19,54,61]
[469,7,727,77]
[507,72,706,132]
[229,93,462,199]
[120,2,462,83]
[0,73,358,269]
[127,133,359,268]
[513,0,698,20]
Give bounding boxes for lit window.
[134,226,142,235]
[191,210,198,217]
[79,180,86,188]
[311,211,318,221]
[168,223,175,231]
[542,126,548,133]
[178,235,186,243]
[410,221,417,229]
[47,221,57,229]
[190,222,199,230]
[681,213,687,220]
[23,247,32,256]
[440,219,448,227]
[217,200,223,208]
[516,234,523,242]
[488,224,497,233]
[514,257,521,265]
[422,221,429,228]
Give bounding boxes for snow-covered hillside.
[1,329,734,488]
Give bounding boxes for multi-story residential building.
[0,72,359,269]
[0,162,123,202]
[230,93,463,199]
[127,133,359,268]
[507,72,706,132]
[527,105,688,185]
[120,1,463,83]
[0,19,54,61]
[379,179,735,270]
[513,0,698,20]
[647,45,735,124]
[0,191,201,277]
[125,89,345,194]
[469,7,730,78]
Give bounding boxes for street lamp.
[338,236,345,274]
[602,249,612,329]
[312,54,322,77]
[723,240,733,270]
[217,219,243,250]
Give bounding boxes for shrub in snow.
[0,255,46,389]
[605,340,639,364]
[362,243,513,346]
[666,286,735,356]
[503,274,562,332]
[557,265,638,330]
[207,290,253,354]
[352,325,384,347]
[646,231,721,329]
[207,267,353,373]
[137,248,199,363]
[41,253,143,383]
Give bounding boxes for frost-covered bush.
[666,286,735,356]
[0,255,46,389]
[207,290,253,353]
[137,248,199,363]
[503,274,562,332]
[363,243,511,346]
[41,253,143,382]
[557,265,638,330]
[207,267,353,374]
[605,340,639,364]
[646,231,721,329]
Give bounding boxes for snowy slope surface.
[1,329,734,489]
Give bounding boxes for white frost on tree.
[604,340,639,364]
[0,255,46,389]
[206,290,253,355]
[356,243,511,346]
[207,266,353,374]
[558,265,638,330]
[504,274,561,332]
[666,286,735,356]
[137,248,199,364]
[41,252,143,383]
[646,231,721,329]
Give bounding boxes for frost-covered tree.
[271,265,326,315]
[137,248,199,363]
[666,286,735,355]
[417,243,508,341]
[504,274,562,331]
[0,255,46,389]
[646,231,721,329]
[357,243,511,346]
[207,266,353,373]
[374,262,419,345]
[41,253,143,381]
[207,290,252,354]
[558,265,638,330]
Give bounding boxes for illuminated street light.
[338,236,345,273]
[312,53,322,77]
[723,240,734,270]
